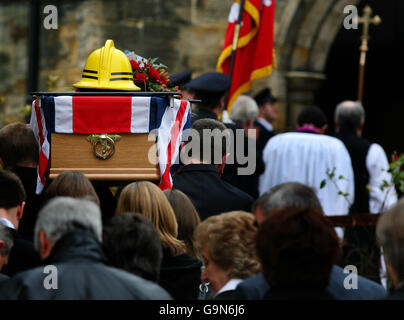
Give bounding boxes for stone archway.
[264,0,361,130]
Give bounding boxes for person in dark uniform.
[253,88,278,153]
[185,72,231,123]
[170,70,194,101]
[173,119,254,221]
[169,70,193,89]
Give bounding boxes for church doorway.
[315,0,404,157]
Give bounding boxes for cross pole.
[225,0,246,111]
[356,5,381,102]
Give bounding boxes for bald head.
[334,100,365,131]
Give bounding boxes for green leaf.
[320,180,326,189]
[338,175,344,180]
[327,168,335,179]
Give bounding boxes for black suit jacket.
[214,289,239,300]
[0,273,8,283]
[1,227,41,277]
[11,166,44,239]
[159,247,202,300]
[173,164,254,220]
[254,120,275,154]
[221,123,265,200]
[0,230,172,300]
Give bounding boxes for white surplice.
[259,132,355,217]
[366,143,398,213]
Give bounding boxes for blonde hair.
[116,181,185,256]
[194,211,260,279]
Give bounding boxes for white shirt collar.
[0,217,15,229]
[256,117,273,132]
[215,278,243,296]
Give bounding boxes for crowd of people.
[0,70,402,300]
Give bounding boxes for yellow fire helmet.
[73,39,140,91]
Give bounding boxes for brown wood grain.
[327,213,380,227]
[50,133,160,180]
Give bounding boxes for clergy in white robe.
[259,131,355,218]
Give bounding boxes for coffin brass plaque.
[87,134,121,160]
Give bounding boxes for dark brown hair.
[103,212,163,282]
[0,170,26,209]
[163,189,201,259]
[0,122,39,168]
[256,206,339,289]
[185,119,230,164]
[43,171,100,207]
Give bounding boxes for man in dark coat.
[234,182,387,300]
[228,95,265,199]
[253,88,278,153]
[0,170,41,276]
[173,119,254,221]
[0,197,172,300]
[0,122,43,240]
[334,101,397,283]
[185,73,263,200]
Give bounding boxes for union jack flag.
[30,95,191,194]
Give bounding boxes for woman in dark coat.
[116,181,202,300]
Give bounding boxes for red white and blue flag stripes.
[30,95,191,194]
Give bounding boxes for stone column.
[285,71,326,129]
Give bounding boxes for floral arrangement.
[380,152,404,196]
[125,50,179,92]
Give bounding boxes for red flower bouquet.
[125,50,179,92]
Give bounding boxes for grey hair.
[254,182,323,217]
[376,198,404,282]
[0,224,13,256]
[334,100,365,129]
[34,196,102,251]
[230,95,259,125]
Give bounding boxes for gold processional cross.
[355,5,381,102]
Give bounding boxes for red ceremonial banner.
[217,0,276,111]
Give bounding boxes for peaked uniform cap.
[169,70,193,87]
[186,72,231,94]
[254,88,277,106]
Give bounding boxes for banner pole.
[225,0,246,111]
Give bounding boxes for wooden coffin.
[49,133,159,181]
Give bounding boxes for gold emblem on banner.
[87,134,121,160]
